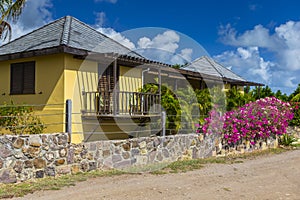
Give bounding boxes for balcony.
[82,91,161,118]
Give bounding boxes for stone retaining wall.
[287,126,300,139]
[0,131,281,184]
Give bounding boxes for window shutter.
[10,61,35,94]
[10,63,23,94]
[23,62,35,94]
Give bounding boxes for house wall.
[118,66,142,114]
[0,54,65,133]
[119,66,142,92]
[63,54,98,143]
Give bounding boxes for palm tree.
[0,0,26,42]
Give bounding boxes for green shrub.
[279,134,297,146]
[0,102,45,134]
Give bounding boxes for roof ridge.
[211,57,246,80]
[68,16,142,57]
[60,15,72,45]
[203,56,224,78]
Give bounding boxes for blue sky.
[6,0,300,94]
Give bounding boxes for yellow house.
[0,16,262,143]
[0,16,162,143]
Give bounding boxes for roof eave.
[0,45,90,61]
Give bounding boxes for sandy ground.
[12,150,300,200]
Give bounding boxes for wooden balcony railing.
[82,91,160,116]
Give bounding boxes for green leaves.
[0,0,26,42]
[0,102,45,134]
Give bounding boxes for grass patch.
[0,169,125,199]
[152,147,289,174]
[223,187,231,192]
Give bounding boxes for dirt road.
[13,150,300,200]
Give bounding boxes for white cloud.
[218,20,300,93]
[95,12,106,27]
[137,30,180,54]
[170,48,193,64]
[8,0,53,41]
[214,47,274,84]
[96,27,136,50]
[179,48,193,62]
[135,30,193,64]
[219,24,283,50]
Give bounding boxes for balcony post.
[113,59,117,115]
[158,66,162,113]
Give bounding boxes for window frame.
[10,61,36,95]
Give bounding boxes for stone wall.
[287,126,300,139]
[0,132,280,184]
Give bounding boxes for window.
[10,61,35,94]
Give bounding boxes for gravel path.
[13,150,300,200]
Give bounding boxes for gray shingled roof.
[182,56,247,82]
[0,16,140,57]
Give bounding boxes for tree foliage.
[0,0,26,42]
[0,102,46,134]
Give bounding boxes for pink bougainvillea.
[198,97,294,145]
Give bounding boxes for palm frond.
[0,20,11,41]
[0,0,26,23]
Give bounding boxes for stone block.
[45,167,56,177]
[88,142,97,151]
[33,158,46,169]
[59,148,67,157]
[103,159,113,169]
[56,165,71,175]
[81,161,89,172]
[88,161,97,171]
[45,152,55,162]
[131,140,138,148]
[67,148,75,164]
[13,160,23,173]
[29,135,42,147]
[22,146,41,158]
[131,148,140,156]
[139,141,146,149]
[71,164,80,174]
[102,150,111,158]
[0,168,17,183]
[140,149,148,155]
[162,149,170,158]
[13,138,24,149]
[122,152,130,160]
[148,151,157,162]
[24,160,33,168]
[156,152,163,161]
[13,150,24,159]
[55,159,65,166]
[35,170,44,178]
[135,156,148,165]
[87,152,94,160]
[113,160,131,169]
[122,143,131,151]
[0,145,12,158]
[112,155,122,163]
[57,134,68,145]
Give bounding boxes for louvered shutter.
[23,62,35,94]
[10,63,23,94]
[10,61,35,94]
